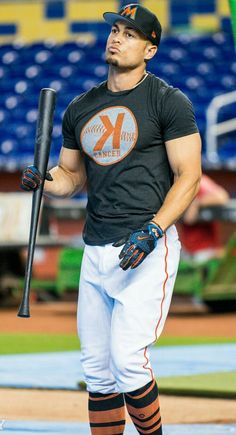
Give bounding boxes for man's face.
[105,21,150,70]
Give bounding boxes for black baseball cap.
[103,3,162,46]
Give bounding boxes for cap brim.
[103,12,134,27]
[103,12,151,43]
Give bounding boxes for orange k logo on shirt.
[81,106,138,166]
[94,113,125,151]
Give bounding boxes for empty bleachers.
[0,28,235,170]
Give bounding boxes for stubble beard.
[105,54,119,67]
[105,54,138,71]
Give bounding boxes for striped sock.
[125,380,162,434]
[89,392,126,435]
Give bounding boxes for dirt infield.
[0,299,236,425]
[1,388,236,424]
[0,299,235,336]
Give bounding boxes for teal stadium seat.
[174,233,236,312]
[56,247,84,295]
[202,233,236,311]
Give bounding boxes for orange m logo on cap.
[121,5,138,20]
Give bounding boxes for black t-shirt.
[62,73,198,245]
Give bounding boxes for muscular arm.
[152,132,202,231]
[44,146,87,198]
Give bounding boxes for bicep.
[59,146,86,175]
[165,132,202,179]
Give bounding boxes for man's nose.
[112,33,121,43]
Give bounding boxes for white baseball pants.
[77,225,181,394]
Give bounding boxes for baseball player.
[21,4,202,434]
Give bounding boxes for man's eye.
[126,32,134,38]
[111,28,117,33]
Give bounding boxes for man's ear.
[144,43,158,62]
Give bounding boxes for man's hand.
[113,222,164,271]
[20,165,53,191]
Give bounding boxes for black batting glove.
[113,221,164,271]
[20,165,53,191]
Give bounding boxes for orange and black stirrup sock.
[88,392,126,435]
[125,379,162,434]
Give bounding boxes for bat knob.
[17,300,30,318]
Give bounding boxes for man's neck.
[107,66,147,92]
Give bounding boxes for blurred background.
[0,0,236,313]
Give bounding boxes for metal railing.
[206,90,236,163]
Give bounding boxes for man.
[21,4,202,434]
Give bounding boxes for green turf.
[0,333,80,354]
[0,333,235,355]
[158,371,236,399]
[156,336,236,347]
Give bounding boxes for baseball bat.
[18,88,56,318]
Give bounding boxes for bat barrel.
[17,88,56,318]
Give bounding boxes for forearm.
[152,173,201,231]
[44,164,86,198]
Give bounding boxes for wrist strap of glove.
[149,221,164,238]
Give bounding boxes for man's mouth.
[108,46,120,54]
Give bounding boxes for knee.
[110,351,127,380]
[110,346,153,392]
[80,352,117,393]
[110,349,138,391]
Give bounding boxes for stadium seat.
[0,27,235,168]
[56,247,84,295]
[0,138,19,155]
[202,233,236,311]
[24,65,43,80]
[1,50,20,66]
[221,75,236,90]
[196,62,215,76]
[0,108,10,125]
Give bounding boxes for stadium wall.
[0,0,232,43]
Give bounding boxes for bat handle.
[18,241,35,317]
[17,185,43,318]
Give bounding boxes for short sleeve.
[62,101,78,150]
[161,88,199,142]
